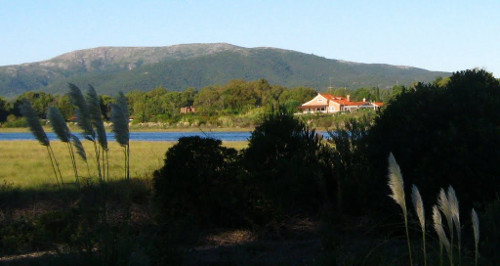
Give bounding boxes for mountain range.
[0,43,450,98]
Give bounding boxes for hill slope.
[0,43,449,97]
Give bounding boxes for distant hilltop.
[0,43,450,97]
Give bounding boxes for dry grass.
[0,140,248,188]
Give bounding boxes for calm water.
[0,131,253,142]
[0,131,331,142]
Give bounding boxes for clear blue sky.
[1,0,499,77]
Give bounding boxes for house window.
[318,99,323,102]
[321,107,325,111]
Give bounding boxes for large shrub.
[363,69,500,212]
[242,106,324,215]
[153,136,246,227]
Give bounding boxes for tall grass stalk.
[48,107,80,186]
[87,85,109,181]
[438,188,454,263]
[20,100,62,187]
[471,208,479,266]
[68,83,102,180]
[387,152,413,266]
[110,92,130,180]
[412,185,427,266]
[433,205,451,266]
[447,186,461,264]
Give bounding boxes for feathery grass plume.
[71,134,87,162]
[412,185,427,266]
[71,134,91,179]
[110,92,130,180]
[48,107,79,186]
[87,85,109,180]
[447,186,461,263]
[20,100,61,187]
[433,205,451,265]
[388,153,407,213]
[68,83,102,180]
[438,188,454,257]
[20,100,49,146]
[387,152,413,266]
[68,83,94,139]
[47,107,70,142]
[471,208,479,266]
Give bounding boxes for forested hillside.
[0,43,449,97]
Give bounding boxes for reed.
[471,208,480,266]
[20,101,62,187]
[412,185,427,266]
[387,152,413,266]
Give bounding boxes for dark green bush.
[480,198,500,263]
[242,106,324,216]
[153,136,247,227]
[363,69,500,212]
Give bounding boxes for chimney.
[347,94,350,102]
[363,98,366,102]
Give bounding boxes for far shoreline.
[0,126,255,133]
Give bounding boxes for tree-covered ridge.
[0,43,450,98]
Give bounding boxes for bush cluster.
[153,69,500,244]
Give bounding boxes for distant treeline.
[0,78,443,127]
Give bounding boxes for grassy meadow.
[0,140,247,188]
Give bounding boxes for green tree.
[13,91,55,118]
[193,86,222,115]
[0,96,11,122]
[278,87,317,104]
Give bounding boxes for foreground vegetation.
[1,69,499,264]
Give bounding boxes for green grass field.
[0,140,247,188]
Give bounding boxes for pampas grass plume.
[388,152,406,214]
[86,85,107,150]
[438,188,453,233]
[48,107,70,142]
[447,185,461,262]
[71,134,87,162]
[412,185,425,228]
[433,205,451,256]
[471,208,480,266]
[387,152,413,266]
[68,83,94,139]
[20,100,49,146]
